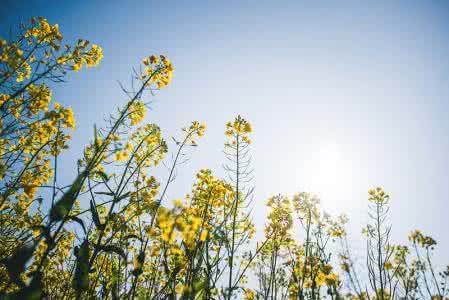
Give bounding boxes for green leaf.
[68,216,87,234]
[93,124,98,150]
[132,251,145,277]
[94,191,115,196]
[50,172,86,222]
[1,243,35,286]
[111,264,119,300]
[73,239,90,295]
[90,199,105,230]
[98,244,127,261]
[95,170,109,182]
[123,234,142,242]
[8,271,43,300]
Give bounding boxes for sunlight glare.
[302,141,352,210]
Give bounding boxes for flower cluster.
[409,230,437,249]
[225,115,252,145]
[368,186,389,203]
[2,16,449,300]
[141,54,174,89]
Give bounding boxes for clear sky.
[2,0,449,265]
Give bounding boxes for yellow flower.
[243,289,256,300]
[174,199,183,207]
[128,101,146,125]
[115,151,129,162]
[303,279,312,289]
[325,273,339,286]
[72,62,82,72]
[175,283,186,295]
[199,230,208,241]
[315,272,326,286]
[125,142,133,152]
[32,227,41,237]
[368,187,389,203]
[149,55,159,64]
[225,115,252,145]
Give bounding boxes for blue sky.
[2,0,449,265]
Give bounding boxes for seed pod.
[73,239,90,296]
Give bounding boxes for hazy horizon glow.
[2,0,449,266]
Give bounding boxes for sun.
[302,141,352,206]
